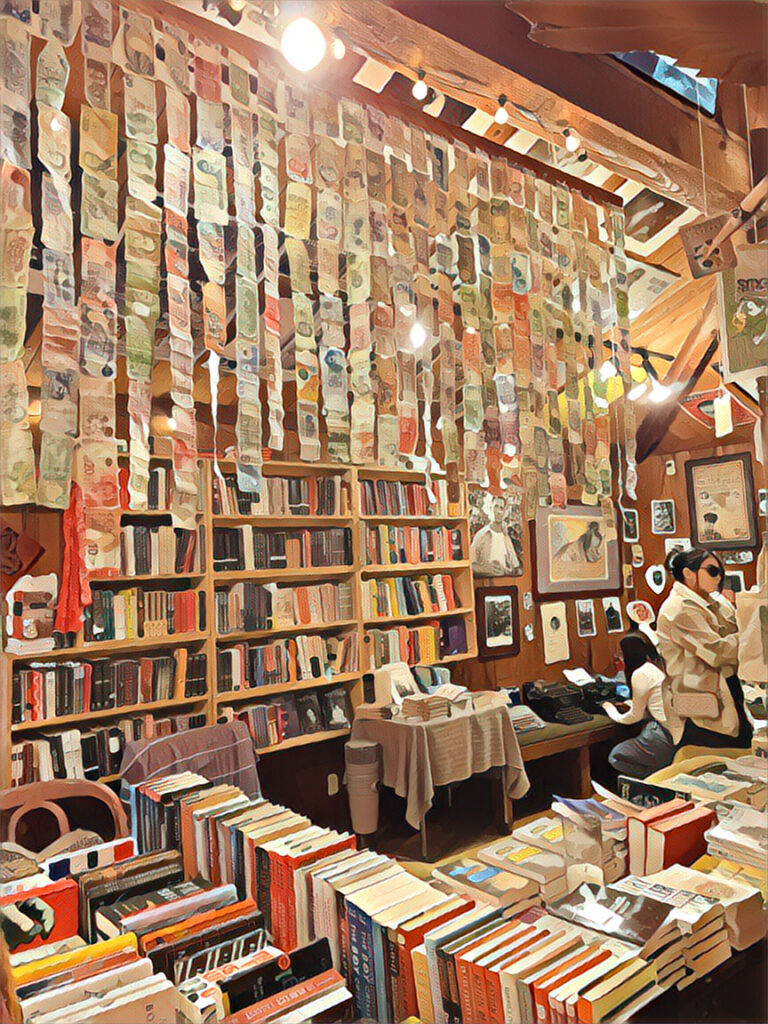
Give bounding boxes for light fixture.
[330,36,346,60]
[599,359,618,382]
[412,71,428,102]
[27,398,41,419]
[564,129,580,153]
[166,416,177,432]
[627,380,648,401]
[409,322,427,349]
[494,95,509,125]
[228,0,246,11]
[280,17,326,73]
[49,116,63,132]
[649,378,672,403]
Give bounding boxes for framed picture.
[575,599,597,638]
[651,500,676,535]
[468,488,523,578]
[532,505,621,598]
[476,585,519,660]
[723,570,746,597]
[685,452,758,549]
[621,507,640,544]
[602,597,625,634]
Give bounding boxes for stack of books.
[400,692,452,721]
[506,703,547,735]
[477,837,568,902]
[704,802,767,870]
[552,797,629,883]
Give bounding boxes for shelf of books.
[2,459,479,786]
[355,466,478,676]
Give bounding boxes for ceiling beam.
[318,0,750,213]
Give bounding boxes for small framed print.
[575,598,597,638]
[621,507,640,543]
[476,585,519,660]
[602,596,625,634]
[685,452,758,550]
[651,499,676,535]
[532,504,622,598]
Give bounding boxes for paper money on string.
[228,50,251,108]
[37,0,80,45]
[285,237,312,294]
[0,94,32,168]
[196,98,224,153]
[83,508,121,576]
[79,299,117,378]
[202,281,227,354]
[163,143,190,214]
[197,221,226,283]
[193,149,228,225]
[236,398,263,493]
[0,358,29,428]
[127,378,151,508]
[235,274,259,340]
[84,57,111,110]
[284,182,311,238]
[41,366,78,437]
[79,376,115,439]
[350,395,375,464]
[0,226,32,288]
[35,431,73,509]
[317,241,339,296]
[42,249,75,308]
[0,15,30,103]
[80,172,118,240]
[38,104,71,179]
[297,400,322,463]
[79,104,118,178]
[165,87,190,153]
[126,139,157,202]
[258,160,279,227]
[35,39,68,110]
[41,172,73,251]
[0,285,26,364]
[79,438,119,508]
[193,48,222,104]
[346,253,371,304]
[42,306,79,369]
[231,106,254,179]
[82,0,113,54]
[119,7,155,77]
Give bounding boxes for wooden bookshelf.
[2,460,478,785]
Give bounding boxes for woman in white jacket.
[656,547,752,749]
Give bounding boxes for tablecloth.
[350,704,530,829]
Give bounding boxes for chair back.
[0,779,129,852]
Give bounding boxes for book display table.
[349,704,530,856]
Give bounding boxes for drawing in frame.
[476,585,520,660]
[685,451,758,550]
[532,504,621,599]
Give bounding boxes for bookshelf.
[1,460,478,787]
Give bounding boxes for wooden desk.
[518,716,620,799]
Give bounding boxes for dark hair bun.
[664,550,681,574]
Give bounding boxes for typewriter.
[523,679,593,726]
[580,677,631,716]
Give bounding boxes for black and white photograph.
[602,596,625,633]
[651,499,677,535]
[575,599,597,638]
[296,693,324,734]
[469,489,523,578]
[476,586,520,659]
[621,507,640,544]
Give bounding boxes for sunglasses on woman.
[702,564,724,579]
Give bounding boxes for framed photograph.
[469,488,523,578]
[620,507,640,544]
[723,570,746,597]
[759,488,767,518]
[685,452,758,549]
[476,585,519,660]
[532,505,621,598]
[651,500,676,535]
[602,597,625,634]
[575,599,597,638]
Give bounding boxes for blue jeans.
[608,720,676,779]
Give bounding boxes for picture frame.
[651,499,676,535]
[685,452,758,550]
[620,506,640,544]
[532,505,621,598]
[476,585,519,660]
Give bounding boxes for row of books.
[214,581,354,635]
[118,524,203,577]
[123,772,766,1024]
[213,473,350,518]
[363,523,463,566]
[83,588,203,643]
[219,685,352,748]
[212,527,353,572]
[359,476,460,518]
[122,464,204,513]
[361,572,460,620]
[11,652,207,723]
[216,634,359,693]
[10,714,206,786]
[368,617,468,668]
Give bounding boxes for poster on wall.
[469,489,523,578]
[476,585,520,659]
[541,601,570,664]
[533,504,621,598]
[685,452,758,549]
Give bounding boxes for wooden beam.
[319,0,750,213]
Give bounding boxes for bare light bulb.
[412,77,428,101]
[166,416,177,431]
[627,381,648,401]
[564,132,580,153]
[330,36,346,60]
[280,17,326,72]
[649,378,672,403]
[494,100,509,125]
[409,322,427,349]
[599,359,618,382]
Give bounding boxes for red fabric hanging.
[54,482,91,635]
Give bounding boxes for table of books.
[350,703,530,836]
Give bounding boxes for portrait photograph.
[651,499,677,535]
[469,488,523,578]
[533,504,621,598]
[476,586,519,660]
[575,599,597,638]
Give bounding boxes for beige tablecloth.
[350,704,530,829]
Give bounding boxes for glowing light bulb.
[166,416,177,431]
[330,36,346,60]
[494,99,509,125]
[599,359,618,382]
[564,132,580,153]
[280,17,326,73]
[412,77,428,101]
[409,322,427,349]
[627,381,648,401]
[649,378,672,403]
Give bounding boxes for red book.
[644,805,717,873]
[0,878,78,953]
[625,798,692,874]
[222,969,346,1023]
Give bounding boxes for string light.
[494,94,509,125]
[564,129,580,153]
[330,36,346,60]
[280,17,326,72]
[627,381,648,401]
[649,378,672,403]
[412,71,428,102]
[599,359,619,382]
[409,322,427,349]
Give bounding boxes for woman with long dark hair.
[604,631,681,778]
[656,547,752,749]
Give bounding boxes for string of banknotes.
[0,0,633,524]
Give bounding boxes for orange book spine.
[455,954,476,1023]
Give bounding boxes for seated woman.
[603,631,681,778]
[656,547,753,750]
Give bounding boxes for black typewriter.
[523,679,593,726]
[580,677,630,716]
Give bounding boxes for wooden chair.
[0,779,129,853]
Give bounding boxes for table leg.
[420,813,429,861]
[492,771,512,834]
[576,745,592,797]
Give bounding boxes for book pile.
[605,797,714,877]
[505,702,547,736]
[477,836,568,902]
[362,572,459,620]
[212,473,349,518]
[704,802,768,870]
[363,523,462,566]
[11,713,206,786]
[212,526,352,572]
[353,702,393,721]
[220,686,352,749]
[552,797,628,884]
[432,857,541,912]
[400,692,452,721]
[359,477,457,518]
